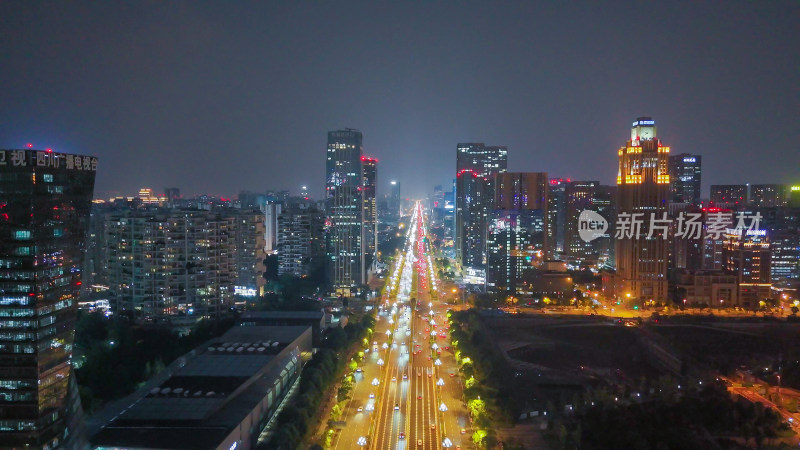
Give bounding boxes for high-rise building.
[770,230,800,283]
[277,201,325,277]
[455,170,488,270]
[614,117,670,302]
[790,186,800,208]
[389,180,401,218]
[326,129,365,290]
[487,172,548,294]
[264,201,281,255]
[0,148,97,448]
[547,178,568,256]
[710,184,747,206]
[723,230,771,308]
[564,181,616,267]
[163,187,180,207]
[455,143,508,274]
[749,184,787,207]
[362,157,378,271]
[668,153,702,204]
[238,190,267,209]
[231,210,267,298]
[105,210,239,319]
[456,143,508,176]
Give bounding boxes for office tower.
[238,190,267,209]
[668,153,702,204]
[614,117,670,302]
[232,210,267,298]
[389,180,401,218]
[0,149,96,448]
[105,211,238,319]
[455,170,488,270]
[487,172,548,294]
[163,187,180,206]
[771,230,800,282]
[564,181,616,267]
[362,156,378,271]
[456,143,508,176]
[455,143,508,274]
[326,129,365,290]
[749,184,787,207]
[264,201,281,255]
[723,230,771,308]
[547,178,568,256]
[277,201,326,277]
[710,184,747,206]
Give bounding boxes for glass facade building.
[0,149,96,448]
[668,153,702,204]
[455,143,508,272]
[326,129,365,290]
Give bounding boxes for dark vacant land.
[652,323,800,385]
[486,315,663,380]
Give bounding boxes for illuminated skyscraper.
[710,184,747,206]
[668,153,701,204]
[388,180,401,218]
[361,156,378,271]
[487,172,548,294]
[0,148,96,448]
[564,181,616,267]
[723,230,771,308]
[455,143,507,274]
[547,178,568,256]
[614,118,670,302]
[749,184,787,207]
[325,129,365,290]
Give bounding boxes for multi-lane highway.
[334,202,470,450]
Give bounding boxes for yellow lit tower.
[614,117,670,303]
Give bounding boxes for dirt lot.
[485,315,664,381]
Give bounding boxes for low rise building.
[91,325,311,450]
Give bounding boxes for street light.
[357,436,367,446]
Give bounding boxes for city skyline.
[1,1,798,199]
[3,3,800,449]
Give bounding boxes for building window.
[14,230,31,240]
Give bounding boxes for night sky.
[1,1,797,199]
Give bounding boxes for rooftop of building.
[91,325,310,450]
[239,310,324,320]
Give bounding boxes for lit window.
[14,230,31,240]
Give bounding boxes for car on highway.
[417,395,422,399]
[399,432,405,440]
[461,428,466,434]
[394,403,400,410]
[357,406,363,412]
[392,376,396,382]
[417,439,423,446]
[449,372,455,377]
[369,393,375,398]
[403,373,408,380]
